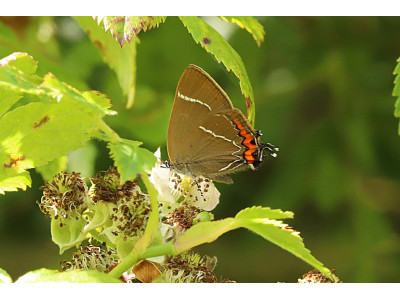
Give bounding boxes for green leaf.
[0,53,43,95]
[393,57,400,134]
[42,73,112,117]
[0,100,95,194]
[0,52,38,75]
[0,169,31,194]
[95,16,167,47]
[174,218,238,252]
[235,206,294,220]
[173,206,332,279]
[36,156,68,181]
[74,17,138,108]
[16,268,122,283]
[108,138,157,182]
[0,268,12,283]
[0,100,95,167]
[238,219,331,279]
[0,85,22,117]
[179,16,256,125]
[220,16,265,46]
[0,52,115,193]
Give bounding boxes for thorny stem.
[108,174,161,279]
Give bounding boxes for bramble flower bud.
[37,172,89,253]
[38,171,89,219]
[297,269,341,283]
[60,243,117,273]
[160,252,218,283]
[88,169,150,258]
[164,203,202,234]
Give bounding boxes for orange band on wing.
[233,119,258,165]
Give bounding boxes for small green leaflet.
[15,268,122,283]
[179,16,256,125]
[94,16,167,47]
[173,206,332,279]
[393,57,400,134]
[220,16,265,47]
[108,138,157,182]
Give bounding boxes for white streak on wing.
[219,159,244,172]
[178,91,211,111]
[198,125,245,172]
[198,126,241,149]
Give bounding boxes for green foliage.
[173,206,331,278]
[179,16,256,124]
[95,16,167,47]
[2,16,398,283]
[15,268,122,283]
[74,17,138,108]
[108,138,157,182]
[220,16,265,46]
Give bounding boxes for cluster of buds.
[161,251,218,283]
[60,243,117,273]
[298,269,341,283]
[37,158,225,281]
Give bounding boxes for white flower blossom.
[149,148,220,211]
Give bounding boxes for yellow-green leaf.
[16,268,122,283]
[108,138,157,182]
[220,16,265,46]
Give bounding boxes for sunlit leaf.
[0,169,31,194]
[220,16,265,46]
[16,268,122,283]
[235,206,294,220]
[179,16,256,125]
[0,52,112,194]
[173,206,332,279]
[108,138,157,182]
[95,16,167,47]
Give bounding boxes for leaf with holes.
[220,16,265,47]
[95,16,167,47]
[179,16,256,125]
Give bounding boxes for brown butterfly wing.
[167,65,235,166]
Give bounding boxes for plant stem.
[108,174,160,279]
[108,250,140,278]
[95,116,122,143]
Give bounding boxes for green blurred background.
[0,16,399,283]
